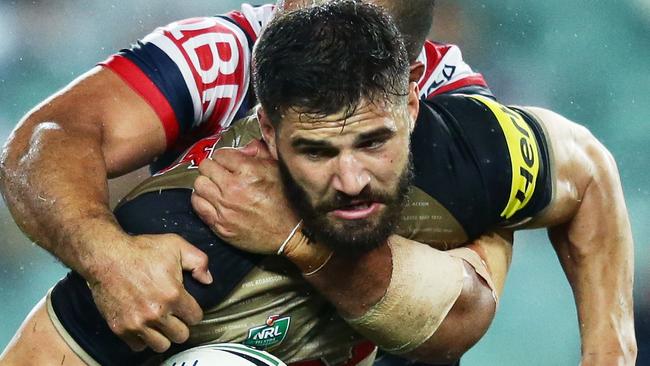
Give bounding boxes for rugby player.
[0,0,485,354]
[192,3,637,366]
[0,1,496,365]
[0,0,632,366]
[0,4,510,366]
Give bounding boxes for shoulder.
[417,41,490,99]
[222,3,276,41]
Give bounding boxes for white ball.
[161,343,287,366]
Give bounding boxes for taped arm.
[283,230,512,364]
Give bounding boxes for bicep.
[11,66,168,177]
[522,106,620,228]
[87,66,168,176]
[523,106,632,250]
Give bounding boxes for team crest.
[243,315,291,349]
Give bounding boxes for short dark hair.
[253,0,410,127]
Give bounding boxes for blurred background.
[0,0,647,365]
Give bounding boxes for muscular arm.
[0,66,211,352]
[0,66,165,278]
[522,107,636,365]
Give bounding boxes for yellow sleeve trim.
[469,95,540,219]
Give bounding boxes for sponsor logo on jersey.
[468,95,540,219]
[243,315,291,350]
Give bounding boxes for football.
[161,343,287,366]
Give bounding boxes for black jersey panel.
[114,189,263,307]
[50,189,262,365]
[410,96,512,240]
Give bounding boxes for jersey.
[48,94,552,366]
[49,189,374,366]
[99,3,491,171]
[124,94,552,244]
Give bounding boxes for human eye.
[302,148,335,161]
[358,137,388,151]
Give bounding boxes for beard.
[277,154,413,256]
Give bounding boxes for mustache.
[315,186,394,212]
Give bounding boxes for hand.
[88,233,212,353]
[191,139,300,254]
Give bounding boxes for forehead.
[281,101,407,142]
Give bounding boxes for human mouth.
[331,202,381,220]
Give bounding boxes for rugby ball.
[161,343,287,366]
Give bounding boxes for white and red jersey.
[100,3,490,164]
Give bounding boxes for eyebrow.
[290,127,396,149]
[354,127,396,144]
[291,138,335,149]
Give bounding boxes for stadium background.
[0,1,647,364]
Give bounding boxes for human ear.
[258,108,279,160]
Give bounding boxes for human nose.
[330,152,371,196]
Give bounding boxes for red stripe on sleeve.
[427,74,488,98]
[99,55,180,147]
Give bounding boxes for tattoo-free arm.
[524,107,636,365]
[0,66,212,352]
[0,66,166,277]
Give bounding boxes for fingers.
[211,144,272,176]
[122,316,190,353]
[137,327,172,353]
[239,139,273,159]
[122,332,147,352]
[191,191,218,226]
[192,175,223,220]
[177,237,213,285]
[197,158,231,187]
[238,139,262,157]
[211,147,251,174]
[155,314,191,344]
[171,288,204,326]
[250,139,274,159]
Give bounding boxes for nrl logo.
[243,315,291,349]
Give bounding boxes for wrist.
[62,214,132,283]
[280,228,333,275]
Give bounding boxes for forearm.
[0,67,168,281]
[285,234,392,318]
[547,146,636,363]
[550,225,635,363]
[0,114,125,280]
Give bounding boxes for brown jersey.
[48,95,552,365]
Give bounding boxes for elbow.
[0,119,64,195]
[404,262,497,363]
